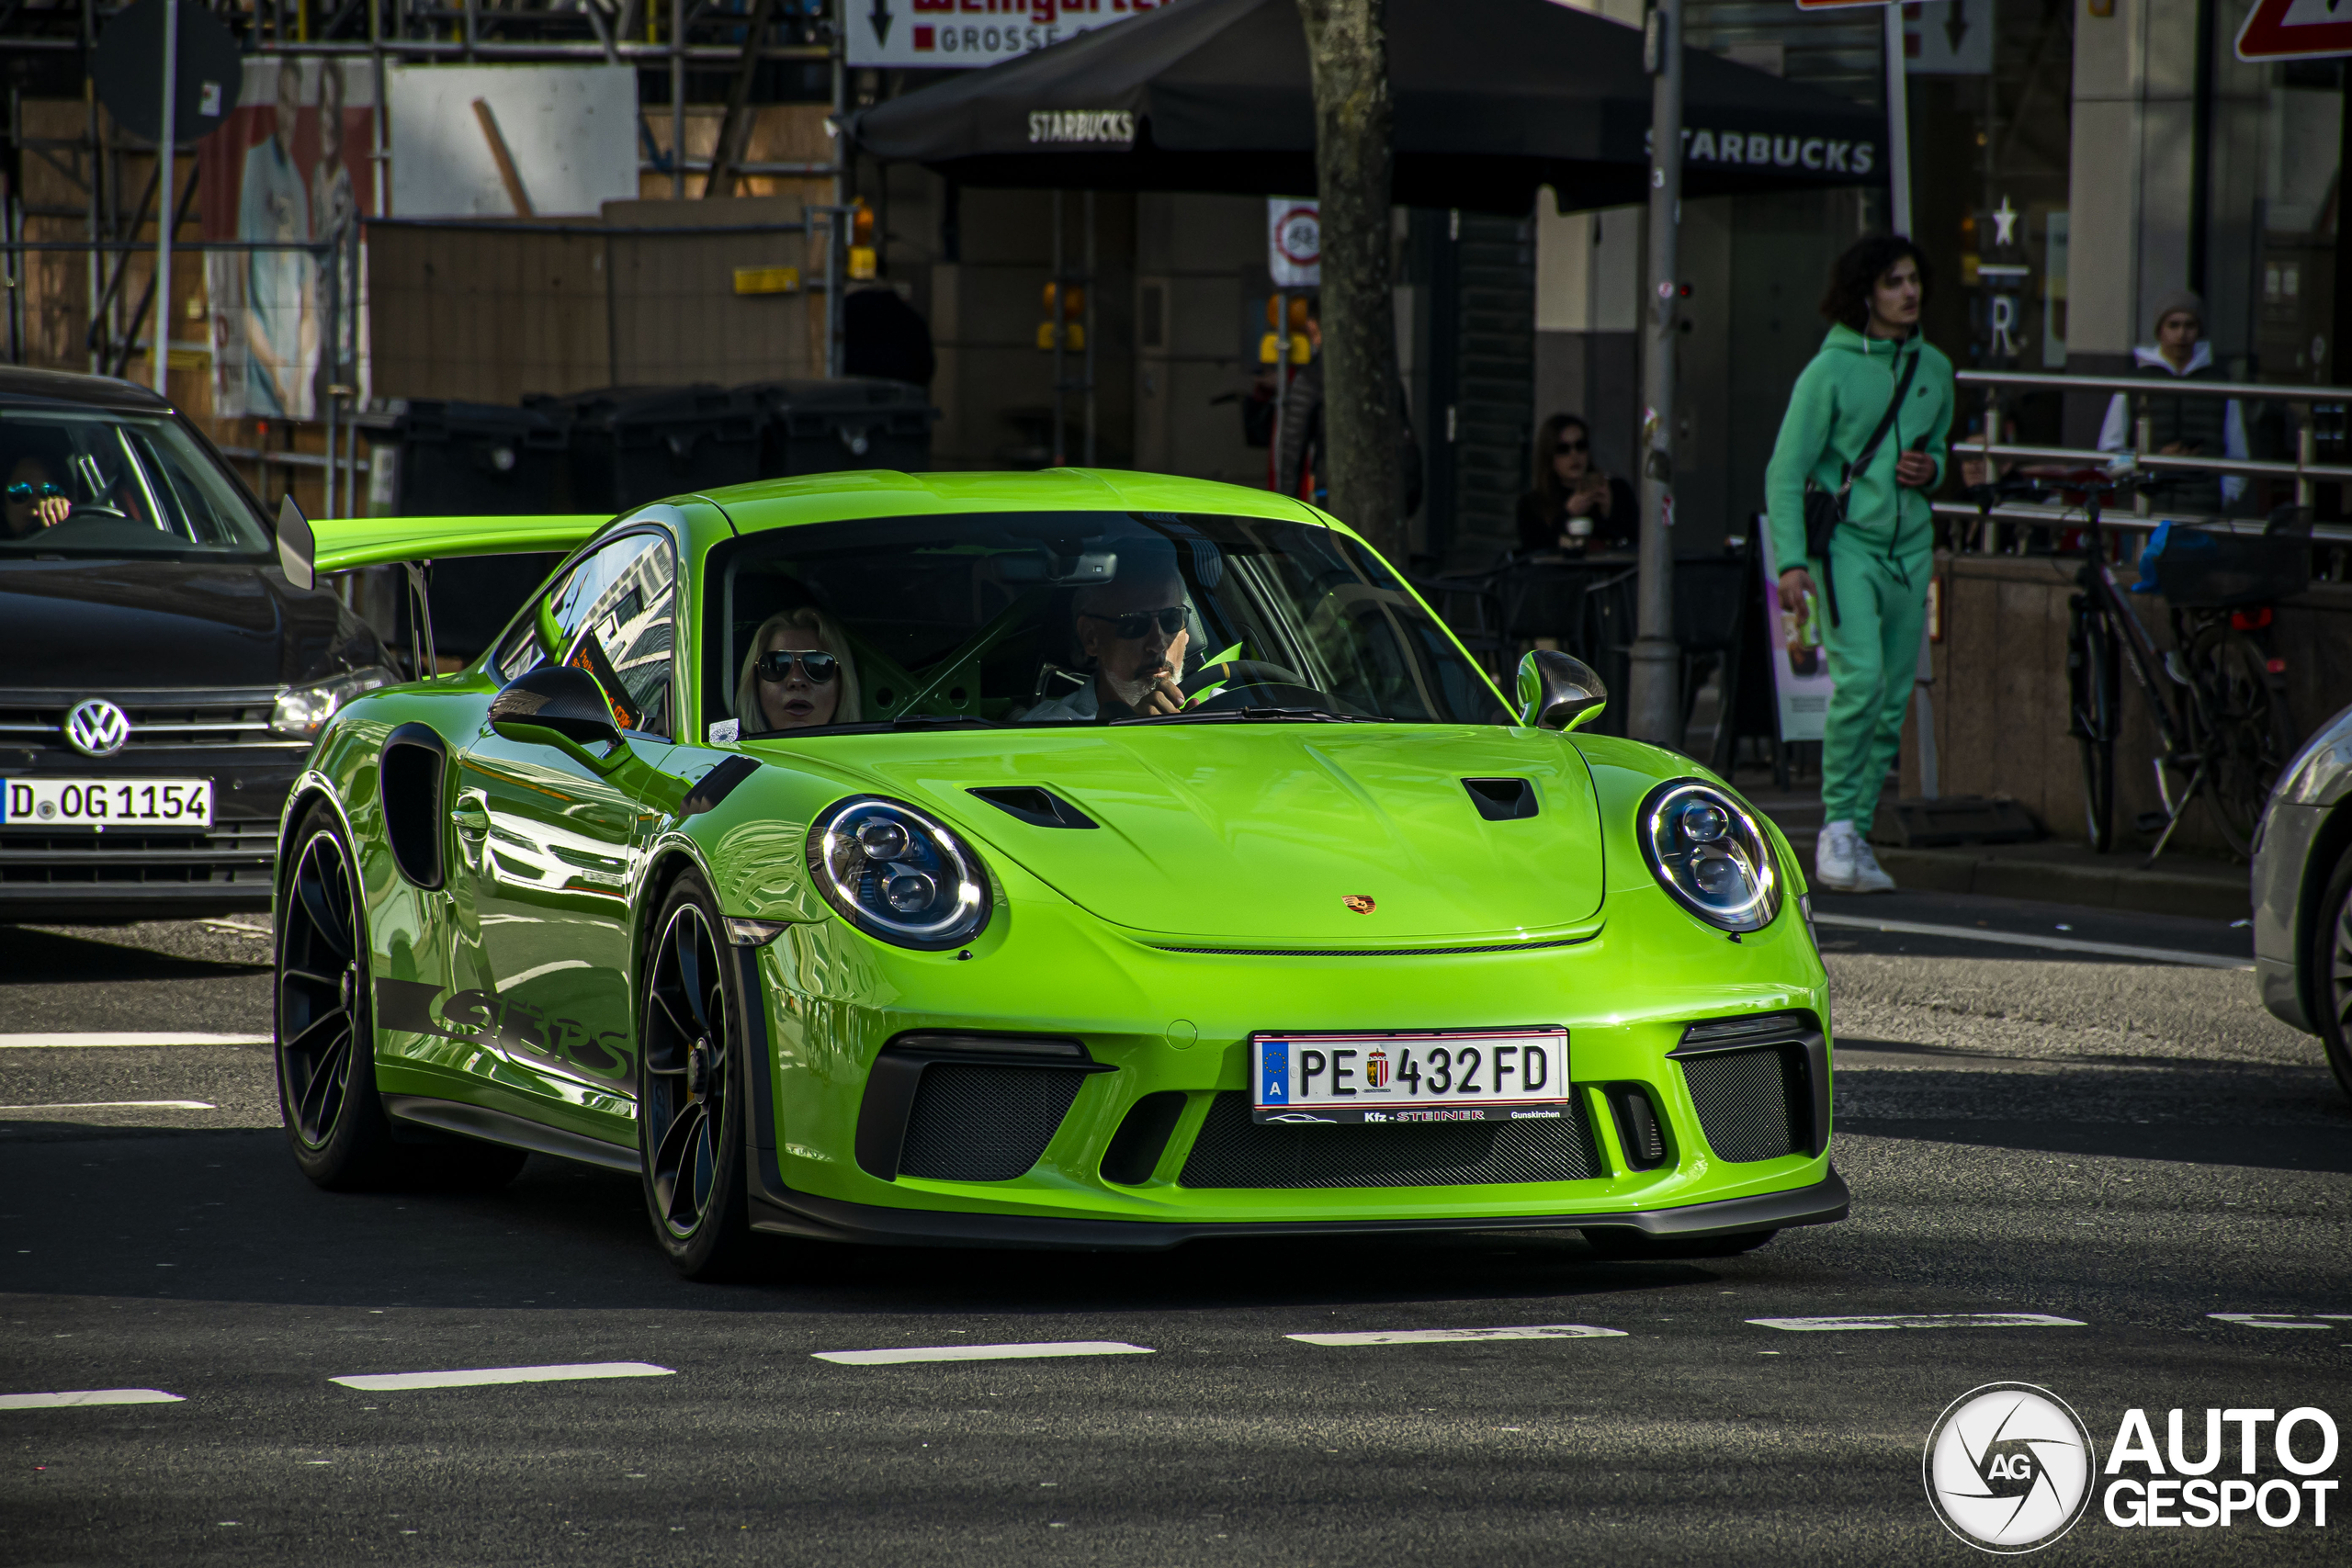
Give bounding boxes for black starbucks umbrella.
[849,0,1885,215]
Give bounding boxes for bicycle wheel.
[2182,622,2296,857]
[2067,598,2119,852]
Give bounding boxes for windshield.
[0,406,273,559]
[707,512,1507,737]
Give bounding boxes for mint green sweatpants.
[1816,544,1929,834]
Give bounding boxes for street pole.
[151,0,176,396]
[1625,0,1682,749]
[1882,1,1912,234]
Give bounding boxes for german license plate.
[1251,1029,1569,1125]
[0,778,213,829]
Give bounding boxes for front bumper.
[746,1166,1850,1251]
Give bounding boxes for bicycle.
[1967,469,2303,862]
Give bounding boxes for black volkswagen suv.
[1,367,392,921]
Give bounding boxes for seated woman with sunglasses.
[732,606,864,733]
[4,456,74,539]
[1516,412,1636,558]
[1019,560,1193,723]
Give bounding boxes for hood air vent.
[967,785,1097,829]
[1463,777,1538,821]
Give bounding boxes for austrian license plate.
[1251,1029,1569,1125]
[0,778,213,829]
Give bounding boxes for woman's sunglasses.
[1555,439,1589,455]
[1080,606,1186,639]
[754,649,840,685]
[6,481,63,502]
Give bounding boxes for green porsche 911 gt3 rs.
[271,468,1846,1278]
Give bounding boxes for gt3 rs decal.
[375,977,633,1081]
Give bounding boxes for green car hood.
[847,726,1604,943]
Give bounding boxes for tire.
[2068,601,2118,852]
[2184,623,2297,858]
[276,804,528,1193]
[638,869,761,1280]
[277,806,403,1190]
[1582,1228,1778,1260]
[2306,845,2352,1103]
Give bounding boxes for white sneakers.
[1815,819,1896,894]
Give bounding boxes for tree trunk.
[1298,0,1405,566]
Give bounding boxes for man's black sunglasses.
[753,649,841,685]
[5,481,64,502]
[1079,606,1186,639]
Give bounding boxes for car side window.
[546,533,678,741]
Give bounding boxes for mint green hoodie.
[1764,323,1955,570]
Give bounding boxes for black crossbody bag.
[1801,339,1920,627]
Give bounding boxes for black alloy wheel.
[277,807,400,1188]
[2308,845,2352,1102]
[2068,600,2118,852]
[639,874,759,1279]
[2183,623,2295,857]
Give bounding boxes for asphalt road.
[3,892,2347,1566]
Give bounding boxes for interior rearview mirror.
[489,665,625,763]
[1516,649,1607,732]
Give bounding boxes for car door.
[450,528,681,1129]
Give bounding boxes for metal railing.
[1934,367,2352,557]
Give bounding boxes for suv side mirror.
[490,665,624,761]
[1516,649,1607,732]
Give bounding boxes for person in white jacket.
[2097,290,2246,514]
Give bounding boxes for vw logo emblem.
[63,698,130,759]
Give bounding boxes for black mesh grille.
[1178,1092,1601,1190]
[0,824,277,885]
[896,1064,1088,1181]
[1680,1047,1801,1163]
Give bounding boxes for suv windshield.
[1,406,272,559]
[707,512,1507,737]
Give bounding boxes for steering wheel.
[1192,680,1353,714]
[1188,657,1305,692]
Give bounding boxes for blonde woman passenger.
[734,607,862,733]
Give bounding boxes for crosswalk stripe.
[330,1362,675,1391]
[2,1100,215,1111]
[1289,1325,1627,1347]
[1811,914,2249,970]
[813,1341,1155,1366]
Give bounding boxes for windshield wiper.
[888,715,1001,730]
[1112,706,1392,726]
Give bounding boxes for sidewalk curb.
[1781,829,2248,922]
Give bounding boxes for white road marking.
[2210,1312,2352,1330]
[813,1341,1155,1366]
[1,1389,185,1409]
[0,1032,271,1049]
[1749,1313,2086,1332]
[1,1100,215,1111]
[330,1362,675,1392]
[1812,913,2251,970]
[1288,1325,1627,1347]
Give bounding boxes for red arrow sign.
[2236,0,2352,62]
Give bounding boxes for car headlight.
[805,795,992,951]
[271,665,397,739]
[1638,779,1781,933]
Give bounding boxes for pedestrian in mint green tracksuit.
[1765,235,1953,894]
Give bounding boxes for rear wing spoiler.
[275,499,612,584]
[274,499,611,679]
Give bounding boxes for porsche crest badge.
[1342,895,1376,914]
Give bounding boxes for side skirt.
[384,1094,639,1174]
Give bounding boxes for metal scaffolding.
[2,0,849,504]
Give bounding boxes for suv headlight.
[806,796,992,950]
[1638,779,1781,933]
[272,665,397,739]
